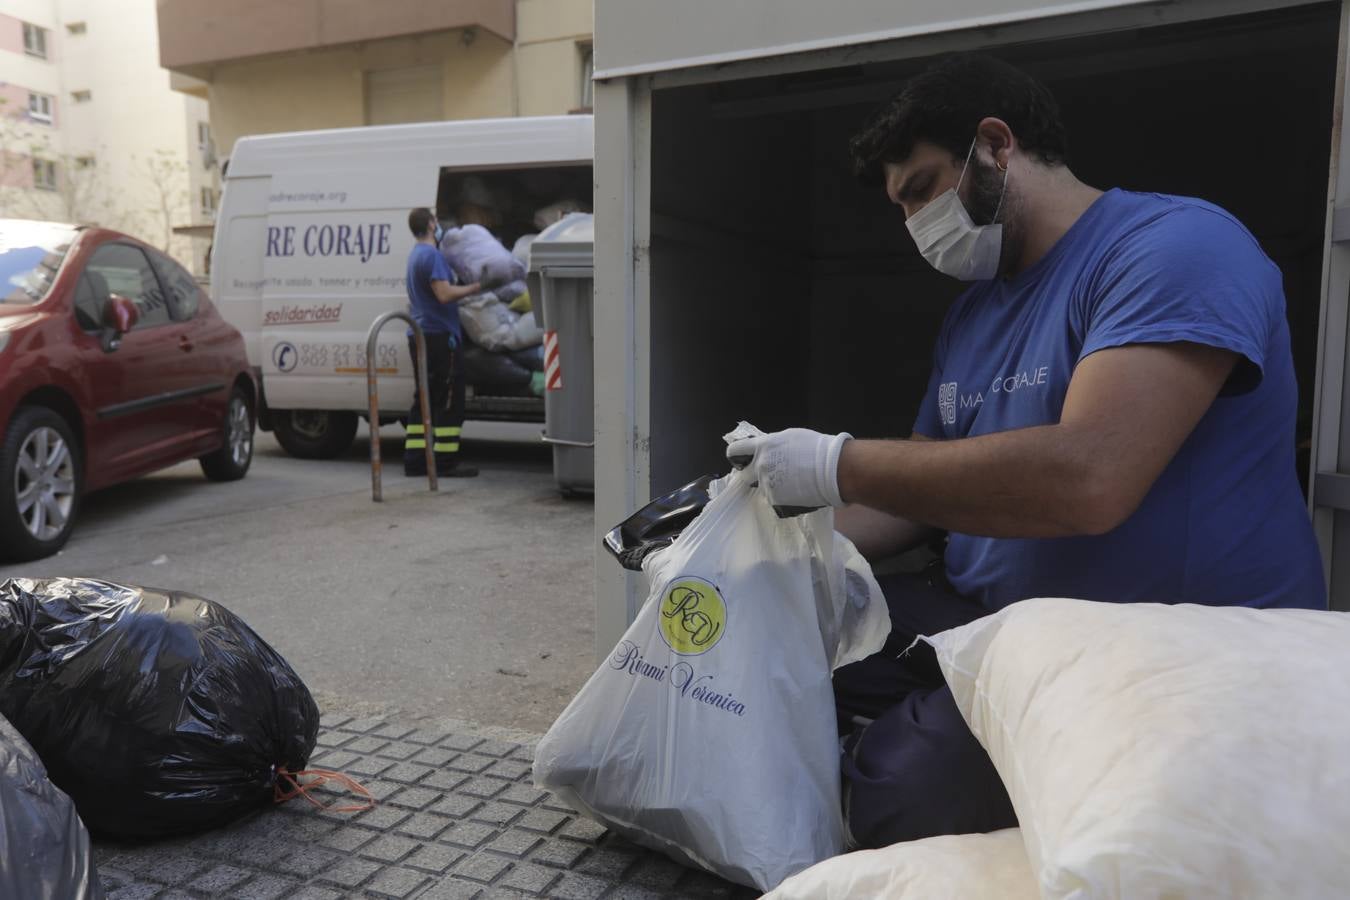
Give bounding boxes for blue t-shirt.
[406,242,461,338]
[914,189,1325,612]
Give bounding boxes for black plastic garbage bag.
[0,712,103,899]
[0,577,319,838]
[602,475,715,571]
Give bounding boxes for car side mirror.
[100,293,138,352]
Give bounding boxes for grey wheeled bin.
[527,213,595,496]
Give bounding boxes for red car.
[0,219,255,561]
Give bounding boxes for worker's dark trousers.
[833,564,1017,848]
[404,333,466,472]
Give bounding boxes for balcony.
[157,0,515,77]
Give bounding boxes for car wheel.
[271,409,358,460]
[0,407,81,561]
[200,387,255,481]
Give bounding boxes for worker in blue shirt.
[403,208,480,477]
[727,53,1327,848]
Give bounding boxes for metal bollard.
[366,311,437,501]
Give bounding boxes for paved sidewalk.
[95,713,759,900]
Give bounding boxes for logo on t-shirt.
[938,382,958,425]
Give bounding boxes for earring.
[996,159,1008,172]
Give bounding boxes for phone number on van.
[272,342,403,375]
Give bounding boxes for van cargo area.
[641,3,1339,494]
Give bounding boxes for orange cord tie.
[273,767,376,814]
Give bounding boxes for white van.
[212,115,593,458]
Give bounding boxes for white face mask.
[905,139,1010,281]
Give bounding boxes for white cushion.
[763,829,1037,900]
[926,598,1350,899]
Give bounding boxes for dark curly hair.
[850,53,1068,185]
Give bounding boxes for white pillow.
[763,829,1036,900]
[926,598,1350,899]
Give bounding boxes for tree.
[0,97,115,225]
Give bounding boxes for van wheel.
[272,410,358,459]
[200,388,255,481]
[0,407,82,561]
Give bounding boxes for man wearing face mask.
[727,54,1326,846]
[403,207,481,477]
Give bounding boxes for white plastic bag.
[458,293,542,352]
[439,224,525,289]
[533,427,889,891]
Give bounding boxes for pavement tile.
[289,886,342,900]
[138,854,211,885]
[508,745,534,762]
[315,856,381,889]
[447,754,496,774]
[356,803,413,830]
[396,812,455,840]
[273,845,341,878]
[273,813,338,841]
[677,871,758,898]
[430,793,481,817]
[547,872,611,900]
[473,739,519,758]
[530,838,588,869]
[228,874,304,900]
[314,730,353,749]
[358,834,422,864]
[340,716,387,733]
[344,735,391,755]
[362,779,409,802]
[515,809,568,834]
[558,818,608,844]
[377,741,423,761]
[603,887,668,900]
[318,712,352,729]
[309,749,360,769]
[98,866,136,890]
[412,746,458,767]
[440,733,484,751]
[366,866,430,899]
[155,890,197,900]
[540,793,576,813]
[485,829,542,857]
[498,862,560,895]
[389,785,443,810]
[574,846,639,880]
[454,852,514,884]
[403,842,464,874]
[317,825,378,852]
[458,775,510,798]
[384,761,436,784]
[497,784,547,807]
[439,821,498,850]
[486,759,532,781]
[347,754,396,777]
[187,863,252,893]
[107,886,161,900]
[407,727,453,745]
[374,723,418,740]
[417,880,484,900]
[423,770,472,792]
[468,801,524,827]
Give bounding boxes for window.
[28,93,53,124]
[197,122,211,151]
[32,159,57,191]
[72,272,103,331]
[71,90,91,103]
[75,155,95,169]
[22,23,48,59]
[199,187,216,217]
[148,250,201,320]
[66,22,86,35]
[83,243,172,330]
[579,44,594,111]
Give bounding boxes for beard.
[965,156,1023,276]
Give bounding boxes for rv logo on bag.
[658,577,726,655]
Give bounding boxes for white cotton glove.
[725,427,853,511]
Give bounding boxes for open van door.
[1310,1,1350,611]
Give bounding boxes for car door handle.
[178,335,194,352]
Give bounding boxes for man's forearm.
[836,424,1117,539]
[834,503,935,561]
